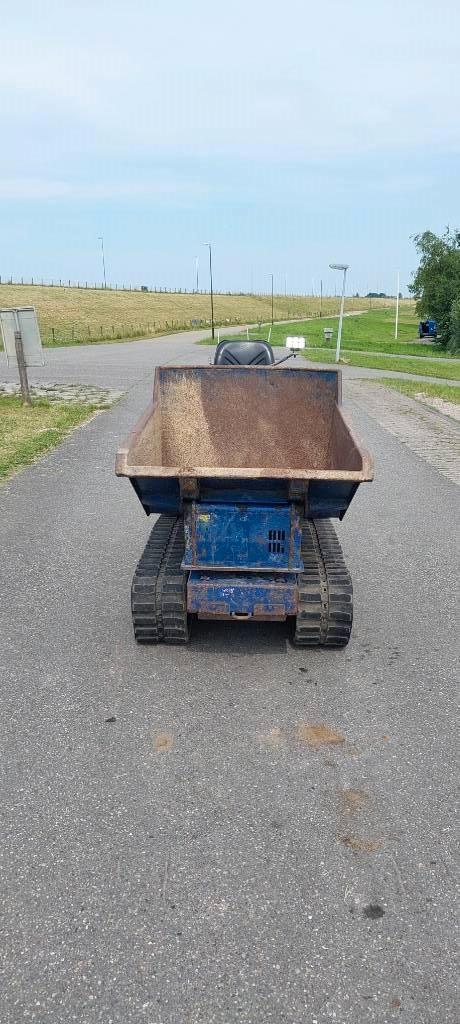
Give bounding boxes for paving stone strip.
[347,379,460,486]
[0,381,124,405]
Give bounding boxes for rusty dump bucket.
[116,365,373,519]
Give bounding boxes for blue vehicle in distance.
[418,318,437,340]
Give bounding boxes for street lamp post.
[395,270,400,340]
[203,242,214,339]
[98,236,107,289]
[329,263,349,362]
[271,273,274,326]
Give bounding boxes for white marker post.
[395,271,400,340]
[329,263,349,362]
[14,314,31,405]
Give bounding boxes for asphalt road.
[1,335,459,1024]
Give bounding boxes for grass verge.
[301,349,460,380]
[0,396,102,480]
[372,378,460,405]
[227,309,455,357]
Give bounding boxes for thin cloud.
[0,178,207,201]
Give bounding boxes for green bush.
[448,295,460,353]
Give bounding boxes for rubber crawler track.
[131,515,189,644]
[131,515,352,647]
[294,518,353,647]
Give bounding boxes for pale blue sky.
[1,0,459,296]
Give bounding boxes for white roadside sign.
[0,307,45,367]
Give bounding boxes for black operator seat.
[213,340,275,366]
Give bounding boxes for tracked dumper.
[116,343,373,647]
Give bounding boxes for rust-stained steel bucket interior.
[121,366,367,476]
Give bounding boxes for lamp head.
[286,336,306,350]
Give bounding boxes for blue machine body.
[187,570,298,619]
[182,500,302,617]
[183,501,302,571]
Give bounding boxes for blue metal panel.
[129,476,300,515]
[308,480,358,519]
[183,502,303,571]
[187,570,298,619]
[130,475,360,522]
[200,479,294,505]
[130,477,181,515]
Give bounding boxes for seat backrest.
[213,340,275,366]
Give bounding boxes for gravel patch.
[0,381,123,406]
[413,392,460,422]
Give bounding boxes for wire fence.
[42,318,251,346]
[0,276,283,297]
[0,276,389,301]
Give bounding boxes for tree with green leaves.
[409,228,460,351]
[449,295,460,354]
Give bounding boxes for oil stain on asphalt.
[296,722,345,747]
[340,835,383,853]
[363,903,385,919]
[153,731,174,753]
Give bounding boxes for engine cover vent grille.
[268,529,286,554]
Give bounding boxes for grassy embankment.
[244,307,447,355]
[0,282,393,347]
[0,396,104,479]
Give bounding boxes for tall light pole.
[194,257,199,293]
[329,263,349,362]
[395,270,400,340]
[203,242,215,339]
[98,236,107,288]
[271,273,274,325]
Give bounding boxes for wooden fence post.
[14,330,32,406]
